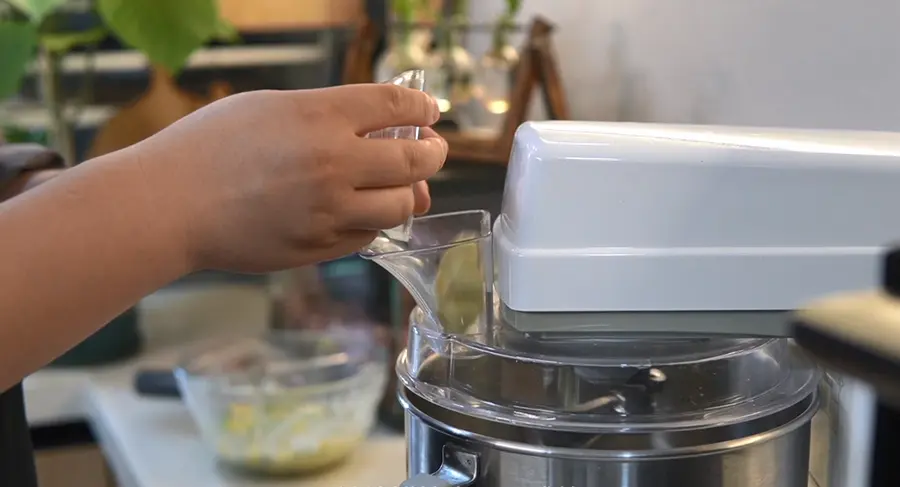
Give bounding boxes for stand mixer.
[793,247,900,487]
[360,121,900,487]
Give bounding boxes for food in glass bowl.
[174,327,387,475]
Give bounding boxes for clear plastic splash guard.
[358,208,818,437]
[359,209,494,338]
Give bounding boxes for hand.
[132,84,447,273]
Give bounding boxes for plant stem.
[38,47,75,166]
[506,0,523,16]
[491,13,513,54]
[434,0,465,52]
[452,0,467,17]
[391,0,414,46]
[491,0,521,54]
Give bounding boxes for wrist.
[103,146,198,277]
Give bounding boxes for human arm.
[0,148,191,390]
[0,84,445,392]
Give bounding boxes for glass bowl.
[174,326,388,475]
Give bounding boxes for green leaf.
[451,0,467,17]
[40,26,108,53]
[97,0,220,74]
[212,17,240,43]
[0,21,38,99]
[392,0,415,22]
[2,125,47,145]
[7,0,67,23]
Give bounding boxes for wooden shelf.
[9,40,330,130]
[27,44,327,75]
[0,103,116,130]
[438,130,509,165]
[219,0,364,31]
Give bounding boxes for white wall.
[471,0,900,131]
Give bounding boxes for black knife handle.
[134,369,181,399]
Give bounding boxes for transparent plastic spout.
[359,210,493,337]
[366,69,427,242]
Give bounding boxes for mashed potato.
[214,401,366,474]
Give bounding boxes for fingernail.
[427,136,448,152]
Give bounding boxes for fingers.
[419,126,441,140]
[338,182,431,233]
[352,135,448,188]
[301,230,380,262]
[342,186,416,230]
[328,84,440,134]
[413,180,431,215]
[340,181,431,231]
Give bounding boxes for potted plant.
[0,0,234,366]
[0,0,235,162]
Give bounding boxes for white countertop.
[24,283,407,487]
[87,375,406,487]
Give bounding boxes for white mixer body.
[495,121,900,314]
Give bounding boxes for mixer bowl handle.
[399,445,478,487]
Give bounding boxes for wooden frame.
[219,0,365,31]
[342,16,569,165]
[342,18,378,85]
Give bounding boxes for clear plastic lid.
[359,209,818,432]
[398,307,818,432]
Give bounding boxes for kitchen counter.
[87,372,406,487]
[25,283,406,487]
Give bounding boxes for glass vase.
[459,32,519,136]
[374,29,432,83]
[428,23,476,124]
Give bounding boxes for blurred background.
[4,0,900,486]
